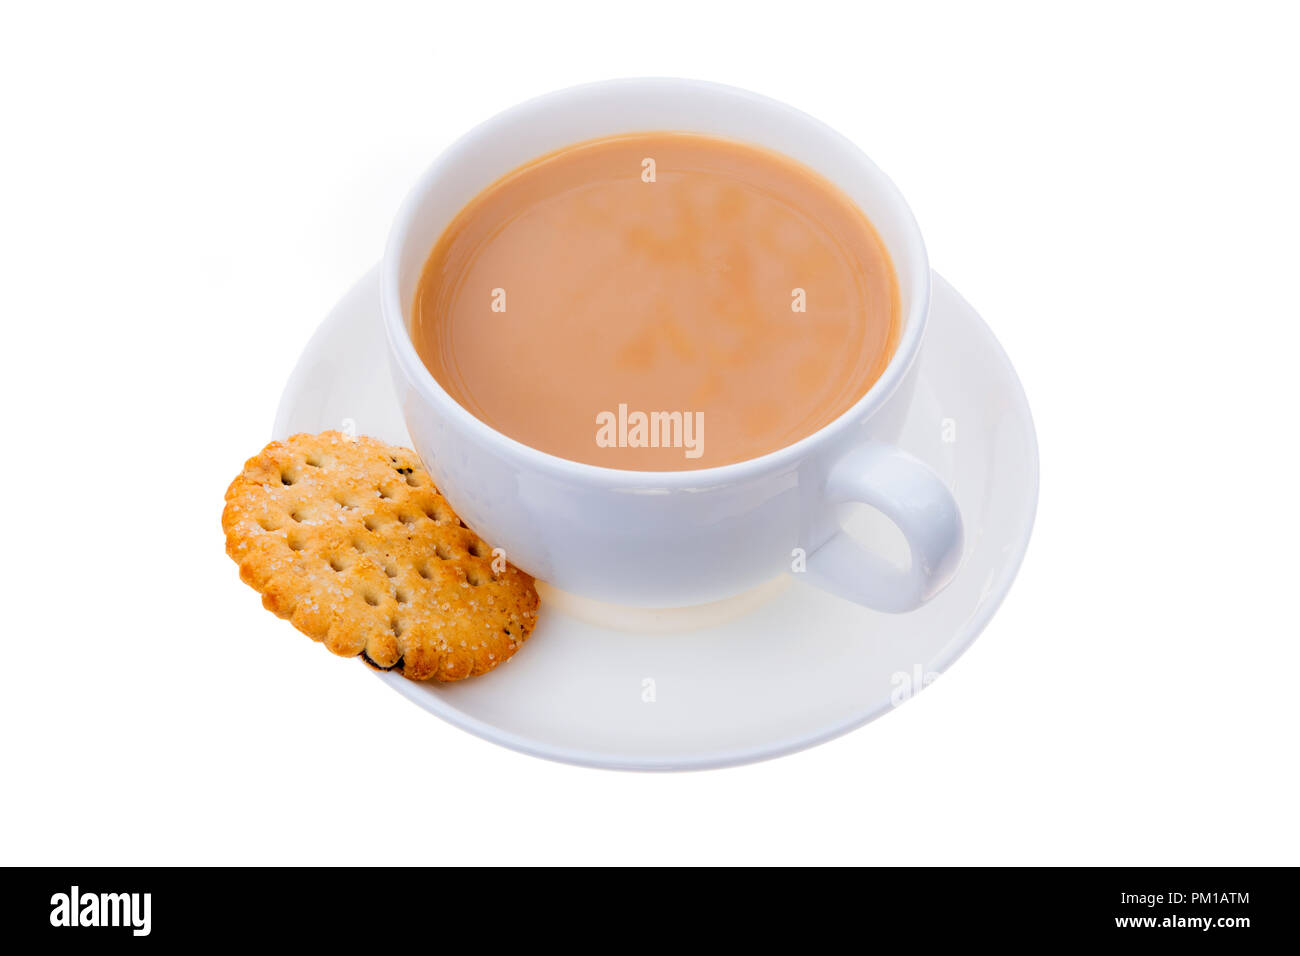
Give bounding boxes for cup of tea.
[381,78,962,610]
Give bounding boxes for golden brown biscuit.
[223,431,539,681]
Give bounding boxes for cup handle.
[804,441,964,612]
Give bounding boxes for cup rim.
[381,77,930,487]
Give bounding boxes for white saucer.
[274,268,1038,770]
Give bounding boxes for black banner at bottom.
[6,866,1285,943]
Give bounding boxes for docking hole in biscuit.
[223,431,539,681]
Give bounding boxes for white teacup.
[381,78,963,611]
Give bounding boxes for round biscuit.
[223,431,539,681]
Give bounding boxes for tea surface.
[412,132,899,470]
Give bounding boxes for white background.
[2,1,1296,865]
